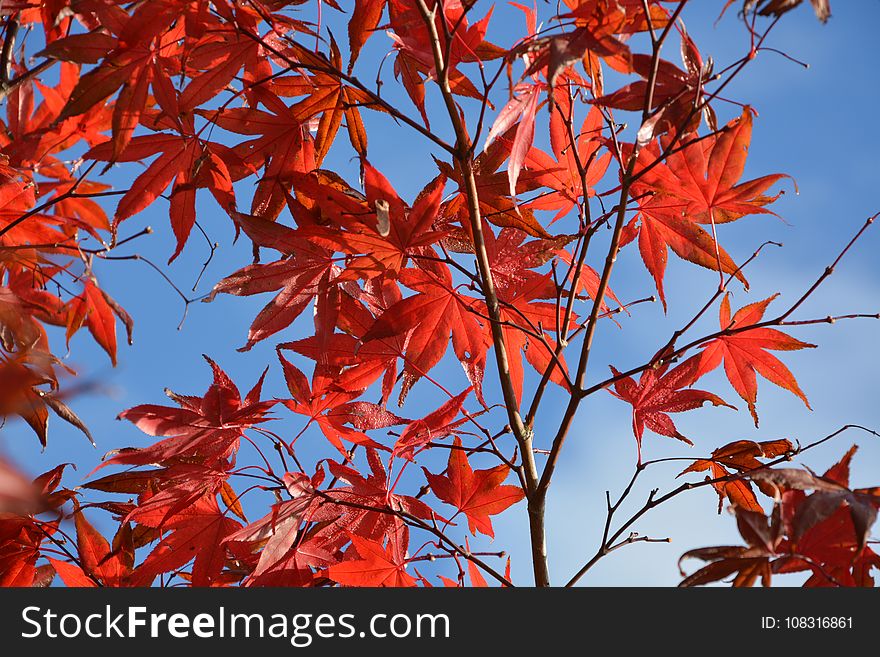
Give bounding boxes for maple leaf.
[423,437,525,538]
[327,534,417,587]
[88,459,242,533]
[610,356,733,462]
[679,438,794,513]
[526,87,611,222]
[130,493,243,586]
[178,28,266,116]
[0,177,88,247]
[682,447,880,588]
[84,132,208,247]
[593,28,713,142]
[476,227,611,404]
[387,0,503,121]
[48,559,98,588]
[42,35,158,163]
[110,355,275,468]
[224,471,326,582]
[65,279,133,367]
[1,518,48,587]
[201,88,316,220]
[277,350,392,456]
[496,273,573,404]
[324,448,437,562]
[207,214,344,350]
[349,0,387,68]
[67,504,133,586]
[775,486,880,587]
[620,192,747,310]
[483,228,568,292]
[0,288,96,447]
[695,294,815,425]
[635,108,789,225]
[281,276,410,405]
[84,120,235,262]
[361,266,488,402]
[272,38,376,164]
[393,387,472,460]
[485,81,544,199]
[302,164,447,279]
[518,0,637,92]
[3,62,111,173]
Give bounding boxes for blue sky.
[3,1,879,587]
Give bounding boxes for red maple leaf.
[361,266,488,402]
[348,0,387,67]
[610,356,733,462]
[695,293,815,425]
[302,164,447,278]
[270,38,374,164]
[388,0,503,122]
[277,350,393,456]
[65,279,132,367]
[679,438,794,513]
[526,86,611,222]
[1,517,49,587]
[593,28,712,141]
[111,355,275,468]
[281,277,410,404]
[679,505,783,587]
[393,387,472,460]
[224,471,327,583]
[635,108,789,225]
[84,132,196,232]
[324,448,437,562]
[620,192,747,309]
[423,437,525,538]
[50,505,134,587]
[753,448,880,553]
[130,493,242,586]
[207,214,346,350]
[327,534,417,587]
[200,88,316,220]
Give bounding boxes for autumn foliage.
[1,0,878,589]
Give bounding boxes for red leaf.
[131,494,242,586]
[362,267,488,401]
[83,280,118,366]
[110,356,275,468]
[636,108,789,225]
[394,387,471,460]
[327,534,416,587]
[47,559,97,588]
[628,194,747,309]
[349,0,386,68]
[679,438,793,513]
[610,356,733,462]
[695,294,815,425]
[423,437,524,538]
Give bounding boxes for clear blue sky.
[3,1,879,586]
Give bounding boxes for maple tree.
[0,0,877,590]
